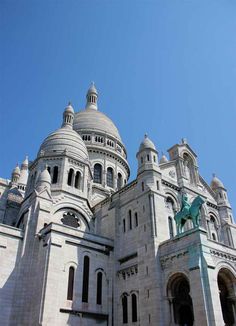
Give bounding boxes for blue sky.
[1,0,236,213]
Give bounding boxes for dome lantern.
[62,102,74,129]
[86,82,98,110]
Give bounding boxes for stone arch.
[165,192,178,237]
[167,273,194,326]
[217,268,236,325]
[53,206,91,231]
[165,191,180,211]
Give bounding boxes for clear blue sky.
[1,0,236,213]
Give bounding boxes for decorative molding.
[117,264,138,280]
[160,250,188,269]
[206,201,218,210]
[210,249,236,263]
[162,180,180,192]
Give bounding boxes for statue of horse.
[174,195,205,235]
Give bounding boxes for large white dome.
[38,127,89,161]
[73,108,121,141]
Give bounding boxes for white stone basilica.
[0,84,236,326]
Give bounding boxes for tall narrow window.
[96,272,103,305]
[74,171,81,189]
[67,168,74,186]
[142,182,144,191]
[168,216,174,238]
[129,210,132,230]
[122,295,128,324]
[52,166,58,184]
[67,266,75,301]
[132,293,138,322]
[82,256,90,302]
[94,164,102,184]
[123,219,126,233]
[135,212,138,227]
[117,173,122,190]
[47,166,51,175]
[107,167,114,188]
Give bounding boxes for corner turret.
[11,164,20,186]
[136,134,159,176]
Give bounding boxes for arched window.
[107,167,114,188]
[94,164,102,184]
[67,266,75,301]
[183,153,194,184]
[52,166,58,184]
[129,210,132,230]
[82,256,90,303]
[74,171,81,189]
[67,168,74,186]
[209,215,218,241]
[132,293,138,322]
[122,295,128,324]
[96,272,103,305]
[117,173,123,190]
[168,216,174,238]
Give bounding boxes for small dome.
[74,109,121,140]
[87,82,98,95]
[64,103,74,114]
[160,154,168,164]
[13,165,20,175]
[139,134,156,152]
[38,168,51,185]
[210,174,225,190]
[38,127,89,161]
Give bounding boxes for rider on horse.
[180,193,191,218]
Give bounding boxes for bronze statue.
[174,194,204,235]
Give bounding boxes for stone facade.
[0,84,235,326]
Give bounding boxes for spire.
[62,102,74,129]
[21,156,28,170]
[86,82,98,110]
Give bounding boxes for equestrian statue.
[174,193,205,235]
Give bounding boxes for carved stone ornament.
[61,211,80,228]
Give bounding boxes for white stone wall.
[0,224,23,325]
